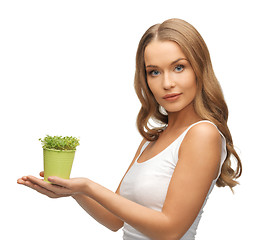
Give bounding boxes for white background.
[1,0,266,239]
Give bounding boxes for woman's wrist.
[81,178,94,197]
[72,193,84,200]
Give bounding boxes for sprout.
[39,135,80,151]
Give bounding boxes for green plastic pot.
[43,148,75,183]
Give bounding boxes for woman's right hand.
[17,172,72,199]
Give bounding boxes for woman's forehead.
[144,40,187,66]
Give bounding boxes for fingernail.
[48,177,54,182]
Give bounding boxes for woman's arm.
[17,139,147,232]
[71,138,148,231]
[70,139,148,231]
[17,173,124,231]
[83,123,222,240]
[31,123,221,240]
[72,194,123,231]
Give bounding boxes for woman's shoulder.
[178,121,222,179]
[188,121,221,138]
[180,121,222,155]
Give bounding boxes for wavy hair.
[134,18,242,190]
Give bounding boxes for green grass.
[39,135,80,151]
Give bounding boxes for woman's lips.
[163,93,182,101]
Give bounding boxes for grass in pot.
[39,135,80,183]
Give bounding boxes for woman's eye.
[174,65,184,72]
[149,70,160,76]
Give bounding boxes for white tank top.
[120,120,227,240]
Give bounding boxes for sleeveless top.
[119,120,227,240]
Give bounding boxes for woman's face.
[144,40,197,113]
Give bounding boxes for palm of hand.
[17,172,88,199]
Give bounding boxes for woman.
[17,18,242,240]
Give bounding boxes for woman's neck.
[166,103,202,131]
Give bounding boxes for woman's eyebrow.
[170,57,188,65]
[145,57,188,68]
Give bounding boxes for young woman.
[17,18,242,240]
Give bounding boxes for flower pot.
[43,148,75,183]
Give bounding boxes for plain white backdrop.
[1,0,266,239]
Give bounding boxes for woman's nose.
[162,73,175,90]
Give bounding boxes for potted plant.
[39,135,80,183]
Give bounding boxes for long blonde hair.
[134,18,242,190]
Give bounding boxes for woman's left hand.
[17,174,88,198]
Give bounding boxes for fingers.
[18,175,72,197]
[28,182,59,198]
[48,176,69,188]
[47,177,74,195]
[18,171,44,184]
[17,176,60,198]
[17,176,27,184]
[30,175,72,195]
[26,175,46,186]
[17,176,32,185]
